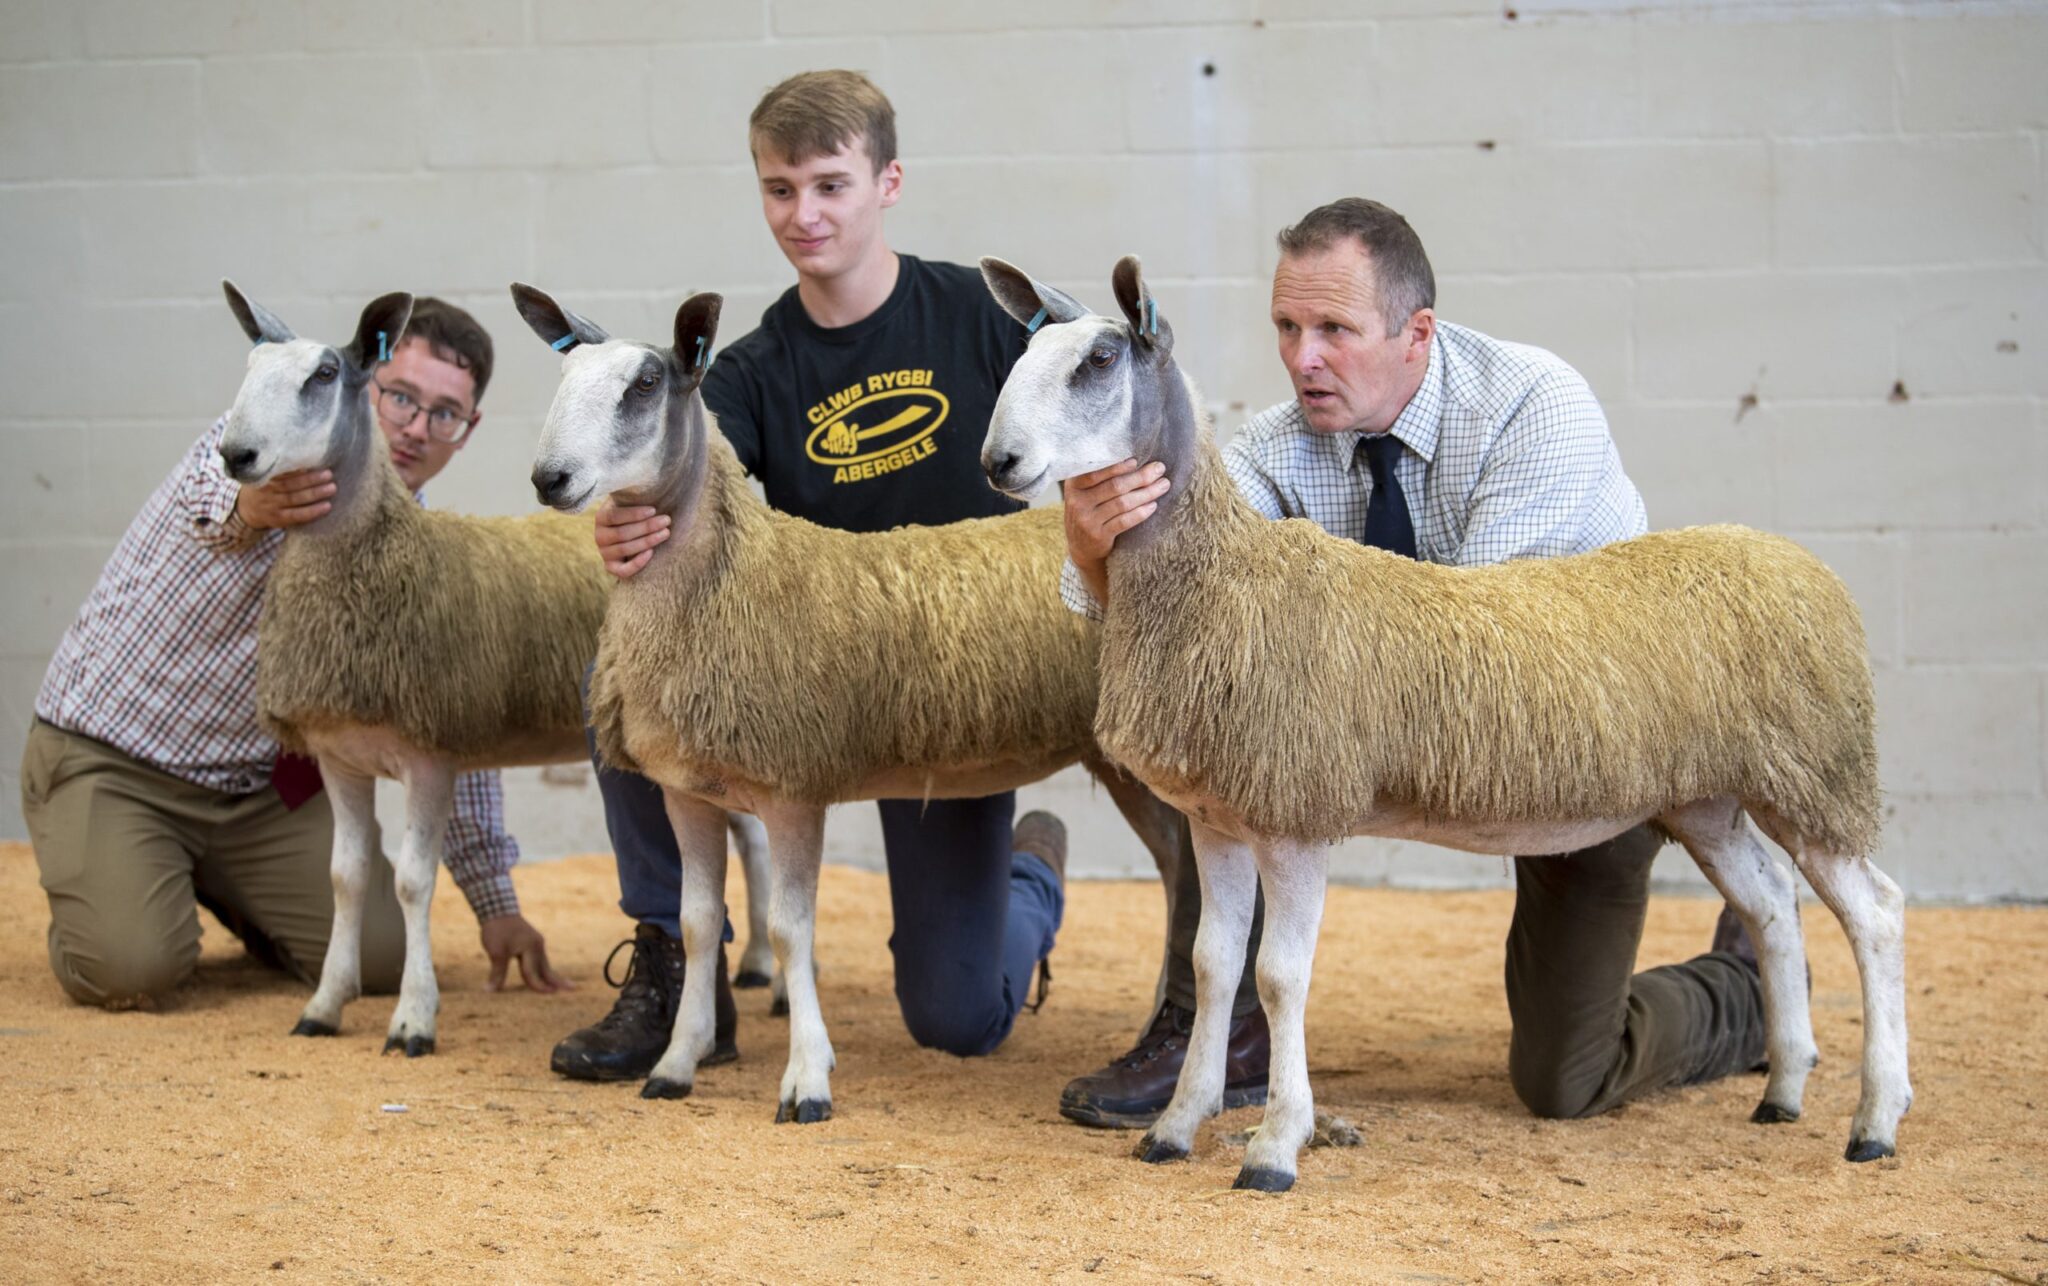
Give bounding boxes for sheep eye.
[633,371,661,395]
[1086,348,1117,370]
[312,363,338,383]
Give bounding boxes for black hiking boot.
[550,924,737,1082]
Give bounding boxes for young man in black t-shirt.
[551,71,1073,1081]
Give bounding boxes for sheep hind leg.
[1660,796,1818,1126]
[1139,820,1255,1166]
[1782,839,1912,1162]
[383,760,455,1057]
[294,766,377,1038]
[1089,760,1187,1014]
[643,792,733,1100]
[758,800,835,1124]
[727,812,778,991]
[1234,838,1330,1194]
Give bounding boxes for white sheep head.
[514,284,723,512]
[980,255,1175,501]
[218,283,413,486]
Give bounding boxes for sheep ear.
[223,280,295,345]
[345,291,414,370]
[673,292,722,382]
[1112,255,1172,355]
[979,257,1090,333]
[509,282,611,354]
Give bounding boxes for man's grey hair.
[1276,198,1435,338]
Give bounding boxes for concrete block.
[1895,266,2047,399]
[0,300,248,423]
[648,38,889,167]
[0,63,199,180]
[895,153,1258,281]
[1126,24,1385,153]
[83,179,308,301]
[1773,398,2037,531]
[1775,137,2037,269]
[1613,403,1780,532]
[1370,17,1638,146]
[0,187,85,300]
[1639,17,1894,138]
[537,0,764,44]
[886,30,1131,157]
[83,423,225,543]
[427,50,651,169]
[0,538,116,658]
[1875,667,2043,797]
[304,172,534,297]
[1904,533,2048,665]
[79,0,307,57]
[1881,794,2048,901]
[1634,271,1897,402]
[775,0,1252,36]
[0,427,89,542]
[537,167,789,292]
[1787,533,1903,669]
[305,0,526,50]
[1259,0,1494,15]
[1442,273,1633,404]
[202,56,427,176]
[0,0,82,62]
[1899,13,2048,132]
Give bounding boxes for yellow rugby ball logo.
[805,387,951,466]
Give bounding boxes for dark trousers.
[1162,819,1764,1116]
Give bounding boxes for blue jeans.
[594,739,1061,1058]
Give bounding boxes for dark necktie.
[1356,432,1417,559]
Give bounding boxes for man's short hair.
[749,69,897,174]
[1277,198,1435,338]
[404,296,494,404]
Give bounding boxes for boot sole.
[1059,1082,1267,1130]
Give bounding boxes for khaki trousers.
[19,718,404,1009]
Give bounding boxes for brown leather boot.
[1058,1000,1270,1128]
[550,924,737,1082]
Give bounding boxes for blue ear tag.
[1144,298,1158,337]
[1025,306,1048,335]
[550,333,578,353]
[694,335,707,369]
[378,330,390,362]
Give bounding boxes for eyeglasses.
[372,379,477,444]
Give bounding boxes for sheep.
[512,283,1186,1122]
[977,254,1909,1193]
[215,283,777,1054]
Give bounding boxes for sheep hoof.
[290,1018,337,1038]
[1844,1136,1895,1163]
[1136,1136,1188,1165]
[733,970,773,989]
[641,1077,693,1101]
[775,1097,831,1125]
[383,1034,435,1057]
[770,996,791,1018]
[1232,1167,1295,1193]
[1750,1101,1800,1125]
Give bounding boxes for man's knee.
[1507,1037,1614,1121]
[1510,1064,1603,1121]
[50,929,195,1010]
[897,985,1007,1058]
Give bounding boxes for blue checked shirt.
[1061,320,1648,617]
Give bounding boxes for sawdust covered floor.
[0,841,2042,1284]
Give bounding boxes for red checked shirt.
[35,417,522,921]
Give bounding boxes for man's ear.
[345,291,415,370]
[509,282,612,354]
[223,280,295,345]
[979,257,1090,333]
[1111,255,1173,356]
[673,292,723,384]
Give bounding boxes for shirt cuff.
[1059,557,1106,623]
[458,870,521,923]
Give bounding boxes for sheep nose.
[531,466,573,506]
[220,445,259,480]
[985,450,1021,487]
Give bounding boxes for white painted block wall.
[3,1,2043,901]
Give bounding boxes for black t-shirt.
[701,254,1029,534]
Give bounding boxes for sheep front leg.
[758,800,835,1124]
[1235,838,1329,1193]
[1663,798,1819,1125]
[643,791,732,1099]
[1140,820,1255,1165]
[727,812,778,991]
[1792,847,1912,1161]
[384,760,455,1056]
[293,765,377,1037]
